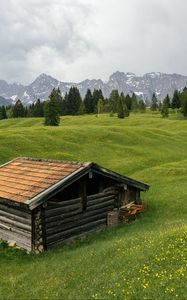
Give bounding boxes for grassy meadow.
[0,112,187,299]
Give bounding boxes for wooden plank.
[46,219,106,244]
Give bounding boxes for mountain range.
[1,71,187,106]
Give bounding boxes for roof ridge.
[15,157,90,166]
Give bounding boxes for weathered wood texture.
[0,202,31,251]
[32,207,46,253]
[45,191,116,248]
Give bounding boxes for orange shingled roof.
[0,158,84,204]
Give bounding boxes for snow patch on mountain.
[1,71,187,106]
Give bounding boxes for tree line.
[0,87,146,124]
[1,86,187,124]
[150,88,187,117]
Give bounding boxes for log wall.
[0,202,32,251]
[45,190,117,249]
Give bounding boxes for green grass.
[0,113,186,300]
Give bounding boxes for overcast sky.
[1,0,187,84]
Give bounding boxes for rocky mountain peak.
[1,71,187,106]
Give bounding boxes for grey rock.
[1,71,187,106]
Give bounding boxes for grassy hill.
[0,113,186,299]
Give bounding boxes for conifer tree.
[1,106,7,119]
[180,88,187,117]
[161,97,169,118]
[66,86,82,115]
[34,99,44,117]
[124,102,129,117]
[96,99,103,117]
[84,89,94,113]
[79,101,85,115]
[109,90,120,113]
[164,94,171,108]
[182,98,187,117]
[131,93,138,112]
[117,96,124,119]
[138,100,146,113]
[12,100,25,118]
[150,93,158,111]
[44,90,60,126]
[61,92,68,115]
[93,89,104,113]
[171,90,181,109]
[125,94,132,110]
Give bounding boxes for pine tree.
[66,86,82,115]
[84,89,94,113]
[44,90,60,126]
[79,101,85,115]
[34,99,44,117]
[121,93,129,117]
[117,96,124,119]
[151,93,158,111]
[96,99,103,117]
[131,93,138,112]
[93,89,104,113]
[171,90,181,109]
[124,102,129,117]
[161,97,169,118]
[109,90,120,114]
[12,100,25,118]
[138,100,146,113]
[1,106,7,119]
[164,94,171,108]
[125,94,132,110]
[182,98,187,117]
[180,88,187,117]
[61,92,68,115]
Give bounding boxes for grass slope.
[0,113,186,299]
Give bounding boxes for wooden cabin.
[0,158,149,252]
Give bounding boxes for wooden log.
[47,197,82,207]
[46,219,106,244]
[45,203,82,217]
[87,191,115,201]
[0,223,11,230]
[9,226,31,239]
[45,206,82,219]
[47,225,105,249]
[86,199,114,212]
[46,212,108,236]
[45,205,114,227]
[0,203,31,219]
[0,229,31,251]
[0,210,31,225]
[0,216,31,232]
[87,194,115,206]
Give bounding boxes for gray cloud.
[1,0,187,84]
